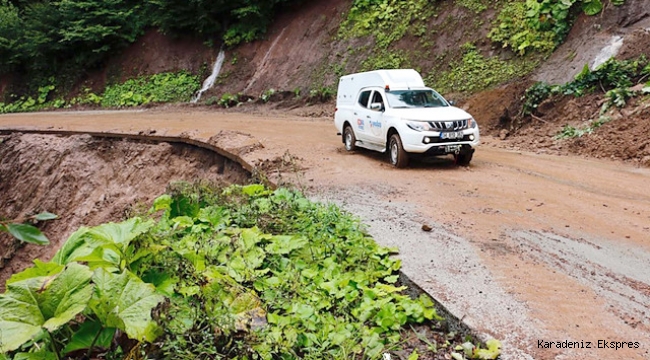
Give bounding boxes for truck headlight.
[405,120,433,132]
[468,117,477,129]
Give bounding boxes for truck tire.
[455,151,473,166]
[389,133,409,168]
[344,125,357,151]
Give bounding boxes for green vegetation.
[0,0,307,96]
[519,57,650,139]
[0,217,163,358]
[101,72,200,107]
[0,212,58,246]
[489,0,627,55]
[1,184,500,359]
[339,0,434,49]
[0,71,199,113]
[308,86,335,103]
[455,0,488,14]
[260,88,277,103]
[427,44,538,94]
[217,93,243,108]
[360,50,411,72]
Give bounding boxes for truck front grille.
[428,120,468,131]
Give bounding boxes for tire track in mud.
[511,230,650,335]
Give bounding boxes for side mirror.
[448,100,456,106]
[370,102,384,111]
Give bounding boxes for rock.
[629,83,645,92]
[641,155,650,167]
[499,129,509,140]
[422,224,432,232]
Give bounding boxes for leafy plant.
[308,86,334,103]
[0,212,58,245]
[260,88,276,103]
[217,92,241,108]
[489,0,626,55]
[2,184,498,359]
[360,50,410,72]
[522,57,650,117]
[428,43,538,94]
[0,262,93,354]
[455,0,487,14]
[101,72,200,108]
[453,338,501,359]
[339,0,434,49]
[134,184,447,359]
[1,218,164,359]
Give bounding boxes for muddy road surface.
[1,108,649,360]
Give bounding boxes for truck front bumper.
[400,128,480,154]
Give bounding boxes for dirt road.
[1,108,649,359]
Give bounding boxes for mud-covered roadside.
[0,133,249,289]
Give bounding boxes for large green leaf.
[51,227,91,265]
[6,260,63,285]
[62,319,116,354]
[5,223,49,245]
[0,263,93,352]
[13,351,57,360]
[33,212,58,221]
[53,218,153,266]
[582,0,603,16]
[86,217,153,247]
[89,268,164,342]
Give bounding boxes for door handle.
[353,112,358,116]
[366,116,371,119]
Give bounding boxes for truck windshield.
[386,90,448,109]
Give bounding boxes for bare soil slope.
[0,133,249,289]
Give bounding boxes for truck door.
[365,90,386,145]
[354,90,372,141]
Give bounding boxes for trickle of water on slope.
[243,27,287,94]
[591,35,624,70]
[191,49,226,103]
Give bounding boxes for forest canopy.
[0,0,304,78]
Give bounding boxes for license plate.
[445,145,461,153]
[440,131,464,139]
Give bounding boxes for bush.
[101,72,200,108]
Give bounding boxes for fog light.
[469,134,475,141]
[424,137,431,144]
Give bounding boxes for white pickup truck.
[334,69,479,167]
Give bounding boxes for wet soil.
[0,133,249,289]
[1,109,649,359]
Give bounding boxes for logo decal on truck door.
[369,120,382,136]
[357,119,365,130]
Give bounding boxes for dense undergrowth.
[489,0,627,55]
[0,183,501,360]
[427,44,538,94]
[0,72,199,113]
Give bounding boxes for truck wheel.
[389,133,409,168]
[455,151,473,166]
[344,125,357,151]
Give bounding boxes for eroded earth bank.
[0,133,249,288]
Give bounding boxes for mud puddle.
[0,133,249,289]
